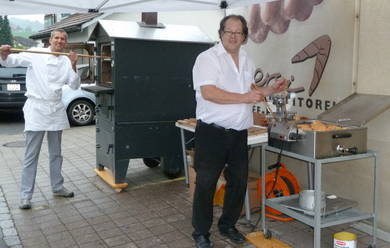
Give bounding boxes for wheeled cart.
[261,145,378,248]
[84,20,213,189]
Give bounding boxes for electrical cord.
[185,137,194,145]
[251,140,286,232]
[266,141,285,198]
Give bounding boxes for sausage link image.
[261,0,282,25]
[294,0,314,21]
[282,0,300,20]
[249,4,270,43]
[270,16,290,34]
[312,0,324,5]
[249,0,326,44]
[291,35,331,96]
[249,4,262,34]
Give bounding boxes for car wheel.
[67,99,95,126]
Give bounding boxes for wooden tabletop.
[176,118,268,136]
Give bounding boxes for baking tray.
[280,194,357,216]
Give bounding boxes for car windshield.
[0,66,27,79]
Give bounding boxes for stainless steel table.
[261,145,378,248]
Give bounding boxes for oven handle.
[332,133,352,139]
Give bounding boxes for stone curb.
[0,239,8,248]
[0,186,17,248]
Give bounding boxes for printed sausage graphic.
[294,0,314,21]
[249,4,270,43]
[270,16,290,34]
[249,0,325,43]
[291,35,331,96]
[261,0,282,26]
[282,0,300,20]
[250,1,330,97]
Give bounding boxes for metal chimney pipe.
[142,12,158,25]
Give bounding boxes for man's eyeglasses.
[223,30,244,37]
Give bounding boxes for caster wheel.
[143,158,160,168]
[97,164,104,171]
[264,230,272,239]
[164,170,182,179]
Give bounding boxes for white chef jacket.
[193,43,255,131]
[0,47,80,131]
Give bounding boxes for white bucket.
[334,232,357,248]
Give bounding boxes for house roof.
[95,20,213,44]
[29,12,103,40]
[13,36,38,48]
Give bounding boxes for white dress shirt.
[0,47,80,131]
[193,43,255,131]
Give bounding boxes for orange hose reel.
[257,163,301,221]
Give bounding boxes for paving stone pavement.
[0,123,389,248]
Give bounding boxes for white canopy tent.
[0,0,275,15]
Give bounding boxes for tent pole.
[94,0,110,12]
[220,0,228,16]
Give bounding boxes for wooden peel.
[10,48,111,59]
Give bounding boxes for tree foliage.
[0,16,14,46]
[0,16,3,44]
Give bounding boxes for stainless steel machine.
[268,93,390,159]
[262,93,390,247]
[267,93,300,142]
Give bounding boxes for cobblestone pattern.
[0,186,21,248]
[0,125,389,248]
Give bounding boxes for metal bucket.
[299,190,326,211]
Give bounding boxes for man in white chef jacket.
[0,29,80,209]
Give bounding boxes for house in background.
[30,12,107,60]
[44,14,71,28]
[30,13,110,83]
[13,36,37,48]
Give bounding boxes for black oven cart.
[84,20,213,189]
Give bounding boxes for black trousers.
[192,120,248,238]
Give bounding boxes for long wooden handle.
[10,48,111,59]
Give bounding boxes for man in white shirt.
[0,29,80,210]
[192,15,287,248]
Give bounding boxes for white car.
[62,83,96,126]
[63,63,96,126]
[0,64,96,126]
